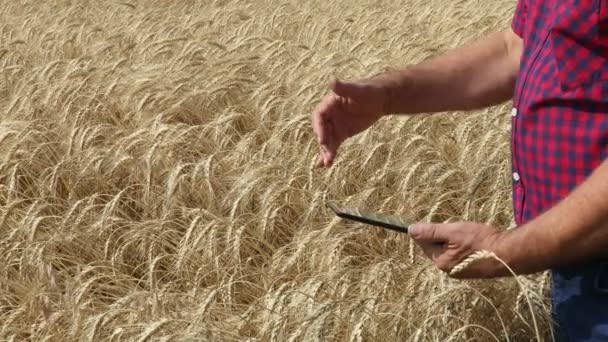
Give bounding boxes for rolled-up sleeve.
[512,0,527,38]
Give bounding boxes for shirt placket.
[512,29,551,224]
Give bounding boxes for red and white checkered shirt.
[511,0,608,225]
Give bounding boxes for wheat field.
[0,0,554,340]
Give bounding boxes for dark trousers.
[552,260,608,341]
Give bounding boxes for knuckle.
[436,260,450,273]
[427,225,440,240]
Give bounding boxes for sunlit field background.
[0,0,553,340]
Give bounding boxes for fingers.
[312,95,341,167]
[311,95,333,146]
[317,144,336,168]
[410,222,464,242]
[410,223,443,242]
[316,155,324,168]
[415,240,460,274]
[417,240,445,260]
[331,79,367,99]
[411,222,495,277]
[410,223,458,273]
[312,78,362,168]
[315,112,337,167]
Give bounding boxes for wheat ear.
[449,250,494,276]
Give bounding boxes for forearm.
[371,30,522,115]
[494,160,608,276]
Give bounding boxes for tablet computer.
[327,201,410,234]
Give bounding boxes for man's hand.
[311,79,388,167]
[409,222,505,279]
[310,30,522,168]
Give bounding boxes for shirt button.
[513,172,520,182]
[511,108,518,117]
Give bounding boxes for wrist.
[380,82,394,116]
[365,69,413,115]
[484,229,518,277]
[488,223,557,276]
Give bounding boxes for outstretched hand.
[311,79,388,167]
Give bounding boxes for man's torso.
[513,0,608,225]
[512,1,608,340]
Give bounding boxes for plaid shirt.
[511,0,608,225]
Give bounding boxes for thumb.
[409,223,445,242]
[331,79,367,99]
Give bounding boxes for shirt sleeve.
[512,0,527,38]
